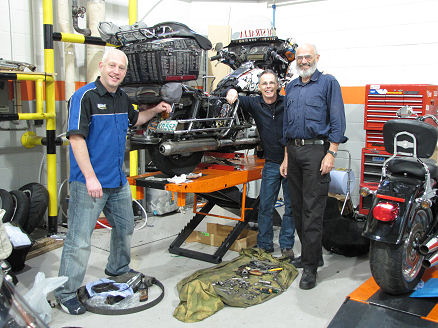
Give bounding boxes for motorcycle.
[361,105,438,295]
[98,22,297,176]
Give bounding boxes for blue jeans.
[257,161,295,250]
[55,181,134,303]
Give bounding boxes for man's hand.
[86,176,103,199]
[280,159,288,178]
[226,89,238,104]
[136,101,172,126]
[320,153,335,175]
[152,101,172,114]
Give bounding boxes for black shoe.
[59,297,86,315]
[290,256,324,269]
[299,267,317,290]
[105,268,138,277]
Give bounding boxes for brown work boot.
[281,248,295,260]
[299,267,317,290]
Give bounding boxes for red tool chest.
[359,84,438,215]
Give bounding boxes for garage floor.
[15,205,371,328]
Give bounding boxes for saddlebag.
[120,37,203,84]
[322,197,369,257]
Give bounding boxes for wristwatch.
[327,150,337,158]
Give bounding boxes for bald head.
[295,43,320,81]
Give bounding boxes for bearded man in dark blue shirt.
[280,43,347,290]
[226,70,295,259]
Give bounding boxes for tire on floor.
[19,183,49,234]
[0,189,14,222]
[9,190,30,231]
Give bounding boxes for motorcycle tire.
[18,183,49,234]
[9,190,30,231]
[149,147,204,177]
[0,189,14,222]
[369,207,429,295]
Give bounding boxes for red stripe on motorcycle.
[376,194,405,203]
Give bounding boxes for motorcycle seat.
[387,157,438,179]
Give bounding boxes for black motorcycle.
[361,105,438,295]
[99,22,296,176]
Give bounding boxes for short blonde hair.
[102,48,129,67]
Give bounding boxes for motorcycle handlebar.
[210,54,222,61]
[271,51,288,65]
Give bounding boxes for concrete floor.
[15,205,371,328]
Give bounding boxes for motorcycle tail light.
[373,202,398,222]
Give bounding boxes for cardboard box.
[186,223,257,252]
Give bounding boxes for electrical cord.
[95,198,148,231]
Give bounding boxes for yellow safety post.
[129,0,139,199]
[43,0,58,234]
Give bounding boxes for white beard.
[296,62,317,79]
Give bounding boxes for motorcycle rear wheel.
[149,147,204,177]
[369,208,429,295]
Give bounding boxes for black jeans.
[286,142,330,269]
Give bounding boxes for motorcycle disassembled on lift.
[99,22,297,176]
[361,105,438,295]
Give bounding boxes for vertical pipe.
[35,79,43,114]
[43,0,58,234]
[129,0,139,198]
[86,0,105,83]
[272,4,276,29]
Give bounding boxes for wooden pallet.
[26,237,63,260]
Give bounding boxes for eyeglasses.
[296,55,313,61]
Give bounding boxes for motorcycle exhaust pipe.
[159,137,260,156]
[423,250,438,268]
[419,236,438,256]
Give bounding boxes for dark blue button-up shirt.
[283,69,347,144]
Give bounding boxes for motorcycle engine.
[236,68,264,93]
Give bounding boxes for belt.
[288,138,325,146]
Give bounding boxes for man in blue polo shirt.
[226,70,295,259]
[55,48,171,315]
[280,43,347,290]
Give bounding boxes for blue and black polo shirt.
[67,77,139,188]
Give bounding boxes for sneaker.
[281,248,295,259]
[60,297,86,315]
[105,268,139,277]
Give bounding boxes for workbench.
[129,155,264,263]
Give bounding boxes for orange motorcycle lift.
[128,155,264,263]
[328,267,438,327]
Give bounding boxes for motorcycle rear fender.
[362,177,422,244]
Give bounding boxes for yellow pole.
[129,0,139,198]
[35,79,43,114]
[43,0,58,233]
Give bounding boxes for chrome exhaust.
[419,236,438,256]
[423,250,438,268]
[159,137,260,155]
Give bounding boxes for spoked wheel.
[148,147,204,177]
[369,207,429,295]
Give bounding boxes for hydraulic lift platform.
[328,267,438,327]
[129,155,264,264]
